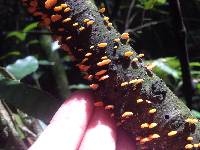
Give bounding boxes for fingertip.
[51,90,94,123]
[79,107,116,150]
[30,91,94,150]
[89,107,116,132]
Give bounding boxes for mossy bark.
[23,0,200,149]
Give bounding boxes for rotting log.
[21,0,200,149]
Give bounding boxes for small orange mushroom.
[45,0,57,9]
[51,14,62,22]
[99,7,105,13]
[121,33,129,40]
[97,59,111,66]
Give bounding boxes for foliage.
[0,0,200,149]
[6,56,39,80]
[137,0,167,10]
[7,22,38,42]
[148,57,198,82]
[147,57,200,101]
[0,68,59,123]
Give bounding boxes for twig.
[8,17,200,36]
[110,0,121,20]
[3,30,53,35]
[123,17,200,33]
[141,9,146,25]
[168,0,194,108]
[125,0,136,30]
[19,126,37,138]
[125,19,170,33]
[0,100,27,150]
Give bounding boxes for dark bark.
[22,0,200,149]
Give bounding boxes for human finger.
[79,107,116,150]
[29,91,94,150]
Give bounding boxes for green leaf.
[196,83,200,94]
[0,67,16,80]
[69,84,89,90]
[197,83,200,89]
[0,51,21,60]
[6,22,38,42]
[6,56,39,80]
[191,110,200,119]
[163,57,181,70]
[39,60,55,66]
[13,113,25,139]
[144,0,157,9]
[28,39,39,45]
[190,62,200,67]
[7,31,26,41]
[191,71,200,78]
[137,0,166,9]
[0,79,60,123]
[153,59,180,79]
[156,0,166,4]
[23,22,39,32]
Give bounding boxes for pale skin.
[29,91,136,150]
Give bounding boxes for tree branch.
[21,0,200,148]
